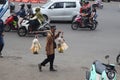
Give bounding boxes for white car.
[34,0,81,21]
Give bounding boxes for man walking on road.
[38,25,61,72]
[0,18,5,58]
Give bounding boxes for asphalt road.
[0,1,120,80]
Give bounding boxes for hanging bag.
[30,35,41,54]
[57,32,68,53]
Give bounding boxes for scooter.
[4,14,19,32]
[86,55,117,80]
[93,0,103,9]
[71,13,98,30]
[17,18,50,37]
[116,53,120,65]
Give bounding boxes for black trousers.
[41,54,55,69]
[29,19,40,31]
[0,44,4,55]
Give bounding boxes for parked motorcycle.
[71,14,98,30]
[116,53,120,65]
[93,0,103,9]
[17,18,50,37]
[86,55,117,80]
[4,14,19,32]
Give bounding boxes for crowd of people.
[9,3,45,31]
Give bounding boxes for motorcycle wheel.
[17,27,27,37]
[90,20,98,30]
[43,15,48,22]
[4,24,11,32]
[71,22,79,30]
[107,70,115,79]
[116,54,120,65]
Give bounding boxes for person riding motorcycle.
[80,1,91,13]
[89,6,97,24]
[29,8,45,31]
[17,3,26,18]
[80,1,91,26]
[17,3,26,27]
[26,3,33,19]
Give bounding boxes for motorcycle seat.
[93,60,106,74]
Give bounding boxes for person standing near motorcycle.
[38,25,61,72]
[29,8,44,31]
[0,18,5,58]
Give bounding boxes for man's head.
[50,25,56,33]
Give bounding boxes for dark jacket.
[0,19,4,36]
[0,19,4,45]
[17,8,26,18]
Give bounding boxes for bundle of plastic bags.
[57,33,68,53]
[30,35,41,54]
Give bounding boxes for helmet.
[27,3,32,9]
[84,0,89,4]
[35,8,40,12]
[19,3,25,7]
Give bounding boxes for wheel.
[72,15,77,22]
[90,20,98,30]
[17,27,27,37]
[107,70,115,79]
[71,22,79,30]
[4,24,11,32]
[43,15,48,22]
[116,54,120,65]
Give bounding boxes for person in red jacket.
[80,1,91,14]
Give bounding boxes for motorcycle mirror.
[105,55,109,59]
[105,55,110,64]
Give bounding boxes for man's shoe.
[50,69,57,72]
[0,54,3,58]
[38,64,42,72]
[0,56,3,58]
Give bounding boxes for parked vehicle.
[119,4,120,10]
[4,14,19,32]
[116,53,120,65]
[17,18,50,37]
[86,55,117,80]
[71,13,98,30]
[33,0,81,21]
[93,0,103,9]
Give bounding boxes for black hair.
[27,4,32,9]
